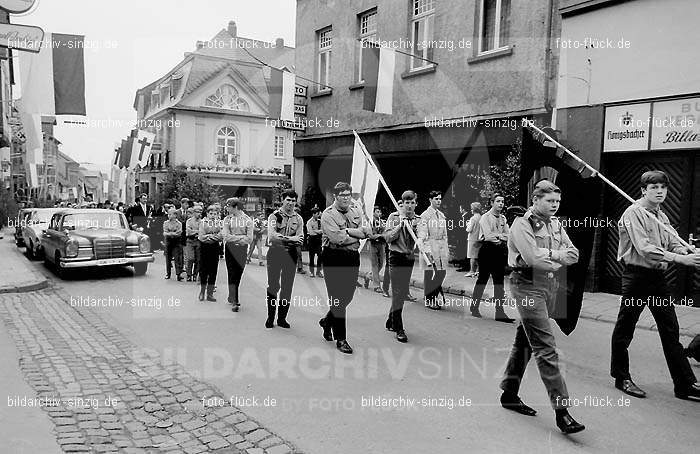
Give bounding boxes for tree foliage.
[474,137,522,207]
[0,188,18,228]
[160,165,222,207]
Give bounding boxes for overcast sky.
[15,0,296,172]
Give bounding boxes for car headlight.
[65,239,79,258]
[139,235,150,253]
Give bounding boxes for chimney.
[275,38,284,48]
[228,21,237,37]
[196,41,204,50]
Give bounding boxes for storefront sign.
[0,23,44,53]
[603,103,650,152]
[650,97,700,150]
[294,84,307,97]
[294,104,306,115]
[0,0,36,14]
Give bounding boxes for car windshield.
[62,213,126,230]
[31,211,54,223]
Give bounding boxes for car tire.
[133,263,148,276]
[54,252,66,279]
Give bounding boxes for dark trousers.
[199,241,219,286]
[388,251,415,332]
[308,238,322,274]
[321,248,360,341]
[225,243,248,303]
[267,247,298,320]
[610,265,696,390]
[424,269,447,305]
[382,245,391,293]
[471,242,507,311]
[164,238,183,277]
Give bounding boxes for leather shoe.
[382,290,391,298]
[470,310,483,318]
[277,320,290,329]
[500,392,537,416]
[319,318,333,341]
[231,305,239,312]
[674,382,700,401]
[555,410,585,434]
[396,330,408,343]
[265,319,274,329]
[406,294,417,302]
[495,314,515,324]
[336,340,353,354]
[385,319,395,332]
[615,378,646,398]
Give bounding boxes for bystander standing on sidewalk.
[465,202,482,277]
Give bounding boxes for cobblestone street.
[0,287,297,454]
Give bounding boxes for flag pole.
[352,130,435,268]
[523,119,694,251]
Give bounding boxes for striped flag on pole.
[19,33,86,116]
[269,67,295,121]
[350,131,381,251]
[362,45,395,114]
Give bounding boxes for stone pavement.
[0,287,298,454]
[1,229,49,294]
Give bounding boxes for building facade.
[555,0,700,302]
[132,21,295,213]
[294,0,561,218]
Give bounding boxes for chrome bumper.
[59,254,154,268]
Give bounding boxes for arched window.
[216,126,238,165]
[205,84,250,111]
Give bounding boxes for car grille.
[93,238,125,259]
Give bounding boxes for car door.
[22,210,35,248]
[42,214,60,262]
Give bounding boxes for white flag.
[132,130,156,168]
[27,163,39,188]
[350,133,380,251]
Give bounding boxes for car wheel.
[54,252,66,279]
[133,263,148,276]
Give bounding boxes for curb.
[0,278,49,295]
[357,270,697,338]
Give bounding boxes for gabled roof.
[134,23,294,118]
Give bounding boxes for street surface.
[2,248,699,453]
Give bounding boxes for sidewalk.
[354,249,700,338]
[0,228,49,294]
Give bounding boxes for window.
[151,89,160,109]
[317,28,332,92]
[205,84,250,111]
[215,126,238,165]
[410,0,435,70]
[160,84,170,104]
[274,136,285,158]
[357,10,377,83]
[479,0,510,54]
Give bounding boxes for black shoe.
[176,274,183,281]
[406,294,417,302]
[495,313,515,323]
[500,392,537,416]
[186,276,192,282]
[674,382,700,401]
[374,287,383,293]
[615,378,646,398]
[316,272,324,278]
[470,310,483,318]
[277,320,290,329]
[382,290,391,298]
[297,269,306,274]
[319,318,333,341]
[385,319,395,332]
[336,340,353,354]
[165,275,171,280]
[396,330,408,343]
[231,305,239,312]
[265,319,274,329]
[555,410,585,434]
[198,289,205,301]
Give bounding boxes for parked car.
[22,208,61,259]
[41,209,154,278]
[14,208,31,247]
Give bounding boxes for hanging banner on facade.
[650,97,700,150]
[0,23,43,53]
[603,103,650,152]
[0,0,36,14]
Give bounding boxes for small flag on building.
[350,131,381,251]
[19,33,87,116]
[132,129,156,168]
[19,110,43,164]
[362,45,396,115]
[26,163,38,188]
[118,137,132,169]
[269,67,295,121]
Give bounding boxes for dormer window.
[205,84,250,111]
[151,89,160,109]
